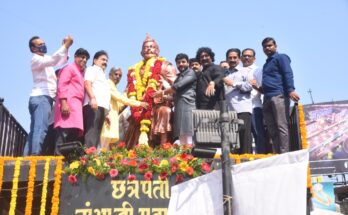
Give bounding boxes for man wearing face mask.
[83,50,111,148]
[24,35,73,156]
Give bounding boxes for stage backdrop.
[303,100,348,175]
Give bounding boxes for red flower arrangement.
[127,58,164,123]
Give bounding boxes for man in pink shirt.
[54,48,90,154]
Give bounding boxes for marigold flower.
[186,167,194,176]
[88,167,95,175]
[128,150,137,159]
[113,153,123,160]
[128,160,137,167]
[100,148,108,153]
[161,143,172,150]
[179,161,189,171]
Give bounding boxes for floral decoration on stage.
[127,57,165,145]
[64,143,211,184]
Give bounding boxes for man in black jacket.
[195,47,224,110]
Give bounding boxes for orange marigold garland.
[50,157,64,215]
[40,158,51,215]
[25,158,37,215]
[0,158,4,193]
[298,103,312,192]
[298,103,308,149]
[127,57,165,144]
[9,158,22,215]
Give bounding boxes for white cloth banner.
[168,149,309,215]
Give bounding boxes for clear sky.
[0,0,347,132]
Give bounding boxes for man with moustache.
[54,48,90,154]
[125,34,176,148]
[261,37,300,153]
[224,48,253,154]
[153,53,196,145]
[189,58,201,73]
[195,47,224,110]
[83,50,111,148]
[24,35,73,156]
[241,48,267,154]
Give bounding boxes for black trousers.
[237,112,252,154]
[83,105,106,148]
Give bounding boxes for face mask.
[36,44,47,54]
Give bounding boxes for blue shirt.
[262,52,295,99]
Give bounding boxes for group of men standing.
[24,35,299,156]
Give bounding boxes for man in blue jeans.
[261,37,300,154]
[24,35,73,155]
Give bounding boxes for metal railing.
[0,98,27,156]
[289,102,302,151]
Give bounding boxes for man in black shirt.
[195,47,224,110]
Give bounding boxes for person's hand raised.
[63,35,74,49]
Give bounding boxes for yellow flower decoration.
[179,161,189,171]
[69,161,80,170]
[94,159,101,166]
[159,160,169,168]
[88,167,96,175]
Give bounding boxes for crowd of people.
[23,34,299,156]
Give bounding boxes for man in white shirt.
[241,48,267,154]
[83,50,111,148]
[224,48,253,154]
[24,35,73,156]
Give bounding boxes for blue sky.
[1,0,347,131]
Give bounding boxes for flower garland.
[0,159,4,193]
[297,103,313,193]
[40,158,51,215]
[9,158,22,215]
[25,159,37,215]
[0,156,63,214]
[50,157,63,215]
[298,104,308,150]
[127,57,165,143]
